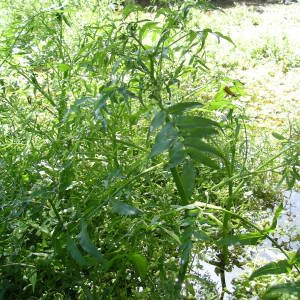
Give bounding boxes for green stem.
[211,150,295,191]
[48,197,63,224]
[219,175,232,298]
[76,161,164,227]
[171,166,191,296]
[170,167,188,205]
[181,202,292,262]
[220,115,237,297]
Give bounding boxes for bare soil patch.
[208,3,300,130]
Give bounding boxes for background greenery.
[0,0,299,299]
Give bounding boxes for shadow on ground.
[134,0,296,8]
[211,0,296,8]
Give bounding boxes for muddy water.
[193,191,300,299]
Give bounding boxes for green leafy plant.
[0,0,299,299]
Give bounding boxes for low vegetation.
[0,0,299,299]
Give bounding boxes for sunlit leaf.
[123,4,143,18]
[183,138,224,159]
[57,63,70,72]
[29,270,37,293]
[166,102,203,115]
[139,21,160,41]
[198,28,211,50]
[128,253,148,279]
[207,87,235,110]
[294,248,300,264]
[269,202,283,230]
[250,259,292,280]
[272,132,287,140]
[213,31,235,46]
[112,201,142,216]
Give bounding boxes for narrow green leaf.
[207,87,234,111]
[187,147,219,169]
[289,249,300,267]
[123,4,143,18]
[175,116,220,129]
[166,102,203,115]
[139,21,159,41]
[112,201,142,216]
[182,160,196,199]
[150,123,177,158]
[269,202,283,230]
[148,110,167,138]
[168,141,186,168]
[193,229,210,241]
[173,61,184,78]
[74,96,95,107]
[128,253,148,279]
[159,226,181,245]
[179,127,218,139]
[177,201,223,212]
[262,282,300,300]
[62,15,71,27]
[150,140,173,158]
[29,270,37,293]
[199,28,211,51]
[181,239,193,264]
[66,235,88,266]
[231,80,245,96]
[220,232,265,246]
[184,138,224,159]
[272,132,287,140]
[213,31,235,46]
[79,222,106,265]
[207,100,235,111]
[250,259,292,280]
[189,29,197,43]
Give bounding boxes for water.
[257,190,300,260]
[193,191,300,299]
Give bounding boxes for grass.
[193,3,300,132]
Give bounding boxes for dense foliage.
[0,0,299,299]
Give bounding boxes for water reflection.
[193,191,300,299]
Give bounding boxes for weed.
[0,1,299,299]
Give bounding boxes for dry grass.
[195,3,300,132]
